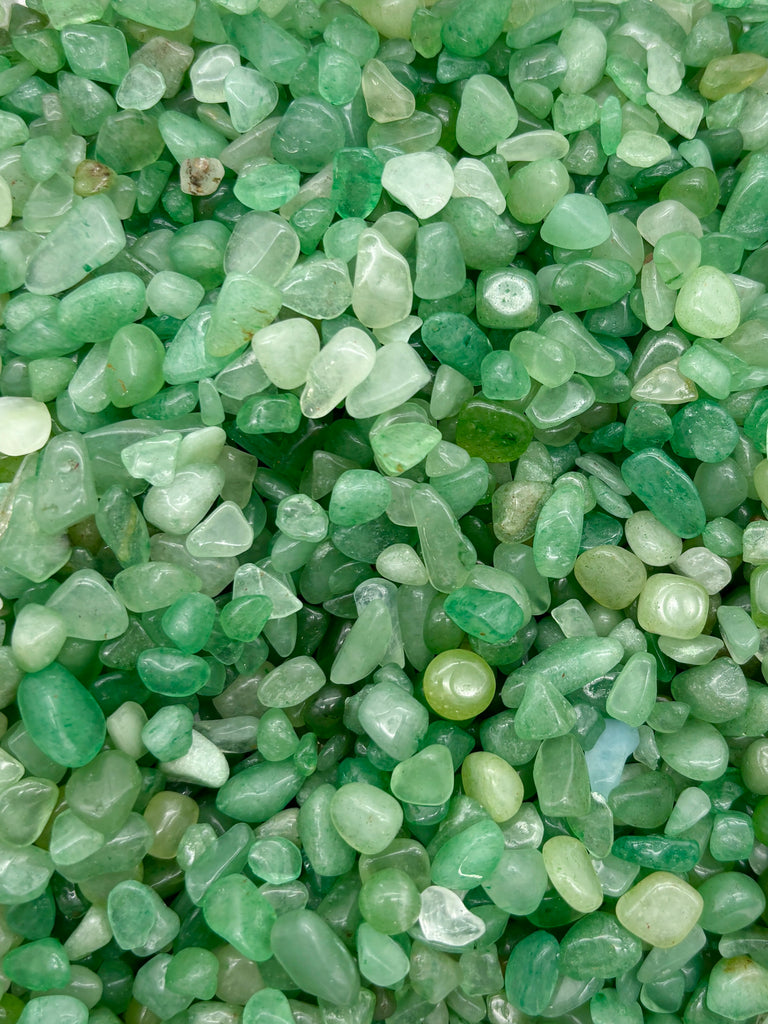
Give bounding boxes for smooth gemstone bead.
[675,265,741,339]
[559,912,642,981]
[202,874,276,961]
[17,663,106,769]
[456,396,534,462]
[542,836,603,913]
[456,74,517,154]
[270,909,360,1006]
[622,449,706,539]
[330,783,403,855]
[505,931,560,1016]
[502,636,624,706]
[390,744,455,806]
[656,719,728,781]
[358,681,428,762]
[431,817,505,889]
[616,872,703,947]
[698,872,766,934]
[0,397,52,456]
[541,194,611,250]
[423,649,496,721]
[637,573,709,640]
[418,885,486,947]
[26,195,125,295]
[461,752,524,823]
[107,880,180,955]
[707,957,768,1020]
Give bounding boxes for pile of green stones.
[4,0,768,1020]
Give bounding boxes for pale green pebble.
[637,573,709,640]
[330,782,403,855]
[0,397,52,456]
[461,751,524,823]
[456,74,518,156]
[186,501,254,558]
[542,836,603,913]
[707,957,768,1020]
[251,318,319,389]
[624,511,684,566]
[375,544,429,585]
[675,265,741,338]
[497,130,569,162]
[361,58,415,124]
[11,604,67,674]
[381,152,454,220]
[146,270,204,319]
[616,872,703,948]
[115,64,166,110]
[541,193,611,250]
[18,996,88,1024]
[616,130,672,168]
[0,176,11,228]
[574,546,647,610]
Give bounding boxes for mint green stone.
[141,705,194,761]
[107,880,180,955]
[270,909,360,1007]
[166,947,219,1001]
[202,874,276,961]
[137,648,210,697]
[3,938,70,991]
[357,923,410,988]
[621,449,706,539]
[443,586,524,644]
[551,259,636,312]
[456,396,534,462]
[505,931,560,1016]
[707,957,768,1019]
[243,989,296,1024]
[390,744,455,806]
[17,663,106,769]
[431,818,505,889]
[161,593,216,654]
[559,912,642,981]
[541,194,611,250]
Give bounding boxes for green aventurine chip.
[4,0,768,1022]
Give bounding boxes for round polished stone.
[423,649,496,721]
[637,573,709,640]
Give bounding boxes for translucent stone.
[542,836,603,913]
[300,327,376,417]
[423,649,495,721]
[461,751,524,823]
[541,194,611,250]
[456,74,517,155]
[574,546,647,609]
[17,663,106,769]
[616,872,703,948]
[637,573,709,640]
[0,397,51,455]
[361,58,415,123]
[418,886,486,947]
[25,195,125,295]
[381,152,454,220]
[675,266,741,339]
[330,782,402,855]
